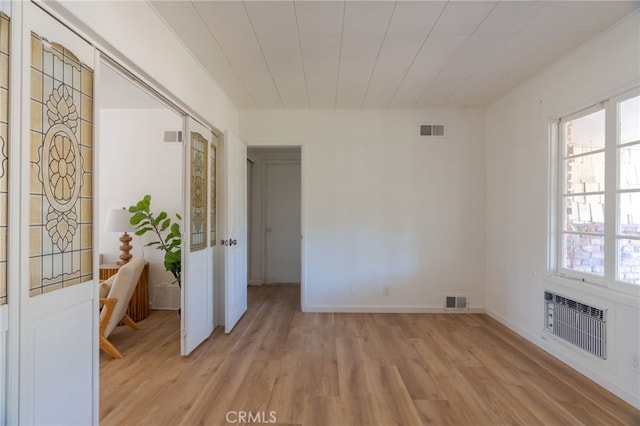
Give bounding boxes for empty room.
[0,1,639,425]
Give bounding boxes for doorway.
[97,61,186,409]
[98,61,184,310]
[247,147,301,286]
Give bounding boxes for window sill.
[543,273,640,308]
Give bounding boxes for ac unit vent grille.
[544,291,604,320]
[544,291,606,359]
[163,130,183,143]
[153,282,180,310]
[420,124,445,137]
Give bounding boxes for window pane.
[565,152,605,193]
[618,238,640,284]
[564,195,605,232]
[620,96,640,144]
[619,192,640,237]
[563,234,604,276]
[564,109,605,156]
[619,144,640,189]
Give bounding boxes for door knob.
[220,239,229,246]
[230,239,237,246]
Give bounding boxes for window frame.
[615,92,640,288]
[554,88,640,294]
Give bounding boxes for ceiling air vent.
[163,130,183,143]
[419,124,445,137]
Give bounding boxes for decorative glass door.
[0,10,9,307]
[18,4,97,424]
[181,117,215,355]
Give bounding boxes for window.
[558,89,640,287]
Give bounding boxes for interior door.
[222,130,247,333]
[0,3,11,422]
[19,4,97,424]
[265,161,301,284]
[181,118,214,355]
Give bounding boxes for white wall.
[99,108,183,307]
[486,12,640,408]
[240,109,486,312]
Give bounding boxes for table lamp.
[105,207,134,265]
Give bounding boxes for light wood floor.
[100,285,639,426]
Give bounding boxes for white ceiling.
[149,0,640,109]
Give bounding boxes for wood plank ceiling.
[150,1,640,109]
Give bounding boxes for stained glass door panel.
[0,12,9,306]
[18,4,97,424]
[181,118,214,355]
[29,30,93,296]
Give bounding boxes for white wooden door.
[0,2,11,422]
[222,131,247,333]
[181,118,215,355]
[18,4,98,424]
[265,161,301,284]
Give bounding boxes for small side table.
[99,261,150,322]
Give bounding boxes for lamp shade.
[105,208,134,233]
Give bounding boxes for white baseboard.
[303,304,485,314]
[485,308,640,410]
[248,279,263,286]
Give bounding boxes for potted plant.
[128,195,182,286]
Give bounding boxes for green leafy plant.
[128,195,182,285]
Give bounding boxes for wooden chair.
[99,258,146,359]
